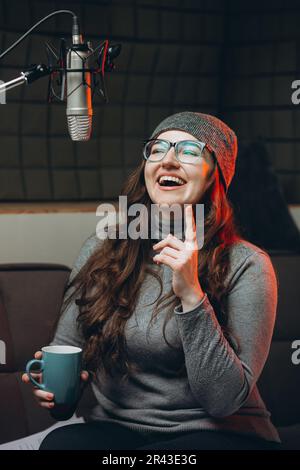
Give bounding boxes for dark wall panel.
[1,0,299,203]
[0,0,224,201]
[224,0,300,203]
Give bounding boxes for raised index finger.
[184,204,197,248]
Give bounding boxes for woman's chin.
[149,183,201,207]
[153,196,185,206]
[150,189,185,205]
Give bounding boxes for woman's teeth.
[158,176,186,186]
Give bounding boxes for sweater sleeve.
[174,251,278,418]
[49,234,101,348]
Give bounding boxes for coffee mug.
[26,345,82,419]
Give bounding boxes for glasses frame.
[142,138,214,164]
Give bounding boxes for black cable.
[0,10,78,61]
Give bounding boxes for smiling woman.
[144,130,216,206]
[23,111,281,450]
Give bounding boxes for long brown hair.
[64,160,242,383]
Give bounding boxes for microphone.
[66,22,93,141]
[0,10,121,142]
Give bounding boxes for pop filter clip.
[44,38,121,104]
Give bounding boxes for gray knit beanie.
[149,111,238,192]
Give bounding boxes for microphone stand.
[0,63,51,94]
[0,9,121,104]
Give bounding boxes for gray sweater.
[50,234,281,443]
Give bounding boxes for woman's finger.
[36,400,55,409]
[33,389,54,401]
[81,371,89,382]
[34,351,42,359]
[153,252,178,271]
[184,205,197,246]
[153,234,184,251]
[22,373,30,383]
[22,372,41,383]
[158,246,180,260]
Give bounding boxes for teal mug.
[26,345,82,420]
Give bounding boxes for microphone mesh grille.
[67,116,92,141]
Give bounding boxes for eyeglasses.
[143,139,213,164]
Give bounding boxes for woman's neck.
[152,214,185,242]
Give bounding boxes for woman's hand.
[21,350,89,409]
[153,204,205,312]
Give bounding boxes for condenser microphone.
[66,22,93,141]
[0,10,122,141]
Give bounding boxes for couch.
[0,253,299,448]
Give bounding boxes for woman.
[22,111,282,450]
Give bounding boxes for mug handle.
[26,359,46,390]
